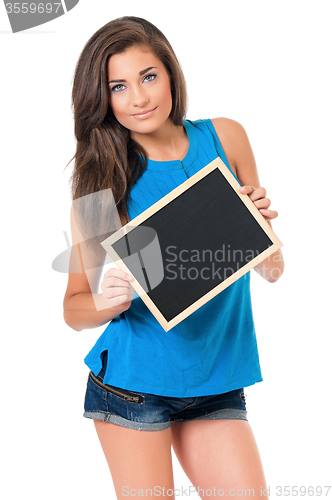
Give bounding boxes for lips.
[132,107,157,119]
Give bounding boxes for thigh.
[94,420,175,499]
[170,419,268,499]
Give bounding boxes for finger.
[105,276,132,288]
[106,294,131,308]
[239,186,268,203]
[104,267,133,281]
[253,198,271,210]
[239,185,256,195]
[104,286,132,299]
[248,187,267,202]
[259,209,278,219]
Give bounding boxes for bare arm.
[63,206,134,331]
[211,117,284,283]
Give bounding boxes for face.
[107,46,173,136]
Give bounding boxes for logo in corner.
[3,0,80,33]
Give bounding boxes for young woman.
[63,16,284,500]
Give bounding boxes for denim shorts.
[83,351,248,431]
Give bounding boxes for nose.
[132,85,149,108]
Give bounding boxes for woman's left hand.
[239,185,278,222]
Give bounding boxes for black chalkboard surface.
[101,157,282,331]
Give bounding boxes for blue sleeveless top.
[84,119,263,397]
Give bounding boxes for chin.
[136,116,173,134]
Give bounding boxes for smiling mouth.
[132,107,157,118]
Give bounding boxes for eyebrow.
[108,66,157,84]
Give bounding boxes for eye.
[111,84,126,93]
[143,73,157,83]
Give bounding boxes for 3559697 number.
[5,3,62,14]
[276,486,331,496]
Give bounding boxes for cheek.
[109,96,127,123]
[158,82,172,112]
[109,96,120,115]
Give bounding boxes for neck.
[130,119,188,162]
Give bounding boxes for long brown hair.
[67,16,187,255]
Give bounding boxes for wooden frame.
[101,157,283,331]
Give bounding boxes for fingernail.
[127,274,133,280]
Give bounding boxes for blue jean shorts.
[83,351,247,431]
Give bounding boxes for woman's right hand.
[100,267,135,311]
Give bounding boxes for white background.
[1,1,331,498]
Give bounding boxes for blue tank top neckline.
[145,120,199,172]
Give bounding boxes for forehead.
[107,46,163,77]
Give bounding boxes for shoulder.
[210,117,260,187]
[211,116,245,132]
[210,117,256,178]
[187,117,245,176]
[210,117,250,156]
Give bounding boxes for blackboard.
[101,157,283,331]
